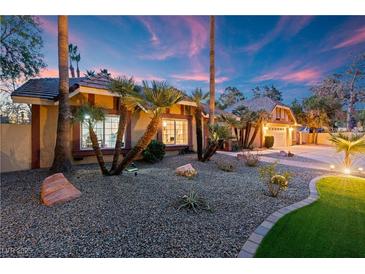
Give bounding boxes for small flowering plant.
[258,161,292,197]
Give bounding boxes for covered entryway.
[266,127,287,147]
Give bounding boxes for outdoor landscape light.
[358,167,363,172]
[330,165,335,169]
[344,168,351,175]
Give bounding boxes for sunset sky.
[38,16,365,104]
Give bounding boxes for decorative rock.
[279,150,287,157]
[41,173,81,206]
[175,163,197,178]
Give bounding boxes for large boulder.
[175,163,197,178]
[41,173,81,206]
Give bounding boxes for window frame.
[80,114,124,150]
[162,118,189,146]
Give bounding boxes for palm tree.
[75,53,81,77]
[98,68,111,78]
[202,123,230,162]
[73,104,110,175]
[329,133,365,168]
[84,70,96,78]
[51,16,72,173]
[68,43,77,78]
[190,88,209,161]
[219,113,241,143]
[108,76,136,172]
[112,81,183,175]
[208,15,215,125]
[248,110,270,148]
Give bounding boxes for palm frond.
[190,88,209,105]
[73,104,106,127]
[109,76,136,97]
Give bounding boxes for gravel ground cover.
[262,152,325,164]
[0,153,325,258]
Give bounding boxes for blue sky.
[38,16,365,104]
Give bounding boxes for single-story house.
[11,76,208,169]
[9,76,300,171]
[225,96,300,148]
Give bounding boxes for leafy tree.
[290,99,306,124]
[312,54,365,130]
[51,16,72,173]
[189,88,209,161]
[303,95,343,128]
[112,81,183,175]
[329,133,365,168]
[73,104,109,175]
[357,109,365,127]
[0,16,46,85]
[304,110,329,144]
[217,86,244,110]
[264,85,282,101]
[252,86,261,99]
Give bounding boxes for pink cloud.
[138,17,160,46]
[39,68,58,78]
[182,16,208,57]
[243,16,312,54]
[333,26,365,49]
[254,68,321,84]
[172,73,228,84]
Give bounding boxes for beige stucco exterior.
[0,124,31,172]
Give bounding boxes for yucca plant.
[190,88,209,161]
[177,189,211,213]
[201,123,230,162]
[111,81,184,175]
[108,76,137,173]
[73,104,109,175]
[329,133,365,168]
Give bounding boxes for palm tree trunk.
[344,151,351,168]
[248,122,260,148]
[202,139,223,162]
[69,58,75,78]
[208,16,215,125]
[76,62,80,78]
[110,102,128,172]
[89,125,109,175]
[50,16,72,173]
[112,115,161,175]
[243,123,251,148]
[195,106,203,161]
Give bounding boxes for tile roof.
[225,96,290,113]
[11,77,86,101]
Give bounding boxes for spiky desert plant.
[190,88,209,161]
[329,133,365,168]
[112,81,184,175]
[108,76,137,172]
[73,104,109,175]
[177,189,211,213]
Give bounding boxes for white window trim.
[80,114,125,150]
[162,118,189,146]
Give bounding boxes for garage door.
[266,127,287,147]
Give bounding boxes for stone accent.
[41,173,81,206]
[175,163,197,178]
[238,175,329,258]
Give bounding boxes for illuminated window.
[162,118,188,145]
[80,115,124,150]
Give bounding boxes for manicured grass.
[255,176,365,258]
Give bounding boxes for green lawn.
[255,176,365,258]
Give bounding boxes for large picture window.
[81,115,124,150]
[162,118,188,146]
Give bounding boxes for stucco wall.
[0,124,31,172]
[301,132,354,146]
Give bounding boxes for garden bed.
[0,154,324,258]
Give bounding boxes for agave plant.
[73,104,109,175]
[329,133,365,168]
[111,81,184,175]
[177,189,211,213]
[190,88,209,161]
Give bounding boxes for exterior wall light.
[84,114,90,120]
[163,121,167,127]
[263,126,268,131]
[289,127,293,131]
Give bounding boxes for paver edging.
[237,174,330,258]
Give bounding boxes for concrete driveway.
[265,145,365,169]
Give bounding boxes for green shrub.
[177,189,211,213]
[143,140,166,163]
[258,162,292,197]
[264,136,274,148]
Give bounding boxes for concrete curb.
[237,174,329,258]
